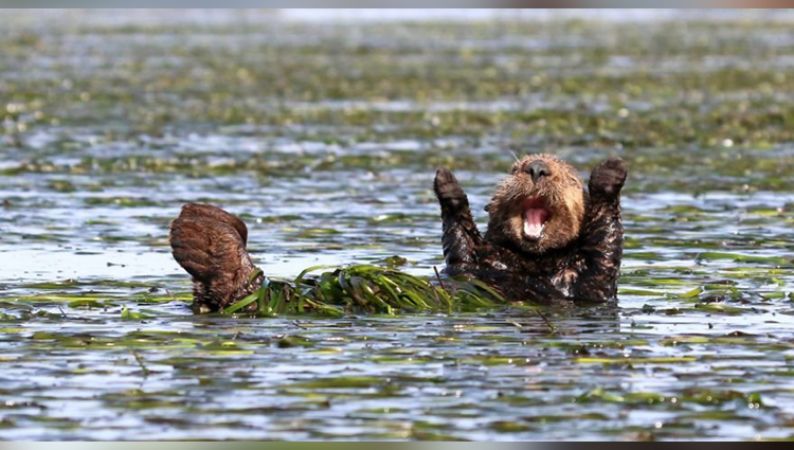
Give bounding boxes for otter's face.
[486,154,585,254]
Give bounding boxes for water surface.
[1,11,793,440]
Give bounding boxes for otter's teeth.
[523,220,544,239]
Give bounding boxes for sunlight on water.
[0,10,793,440]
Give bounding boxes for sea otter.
[434,154,627,305]
[169,154,626,311]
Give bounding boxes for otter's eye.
[510,166,519,174]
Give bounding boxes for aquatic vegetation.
[0,11,794,440]
[220,264,507,317]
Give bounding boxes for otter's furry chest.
[466,242,584,303]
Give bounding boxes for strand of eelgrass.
[221,264,507,317]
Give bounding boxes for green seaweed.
[220,264,506,317]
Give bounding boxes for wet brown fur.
[434,155,627,305]
[485,154,585,254]
[169,203,263,312]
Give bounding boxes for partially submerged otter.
[169,154,626,311]
[434,154,627,304]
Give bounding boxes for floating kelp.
[220,264,507,317]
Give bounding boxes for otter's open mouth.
[522,197,550,240]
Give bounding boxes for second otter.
[434,154,627,305]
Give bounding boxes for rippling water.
[1,10,793,440]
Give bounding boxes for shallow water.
[1,11,794,440]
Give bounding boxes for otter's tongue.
[523,205,550,240]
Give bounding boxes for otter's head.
[485,153,585,254]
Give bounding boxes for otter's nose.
[525,160,550,182]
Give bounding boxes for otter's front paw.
[434,168,469,212]
[589,157,627,199]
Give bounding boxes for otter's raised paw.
[434,168,469,212]
[589,157,627,199]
